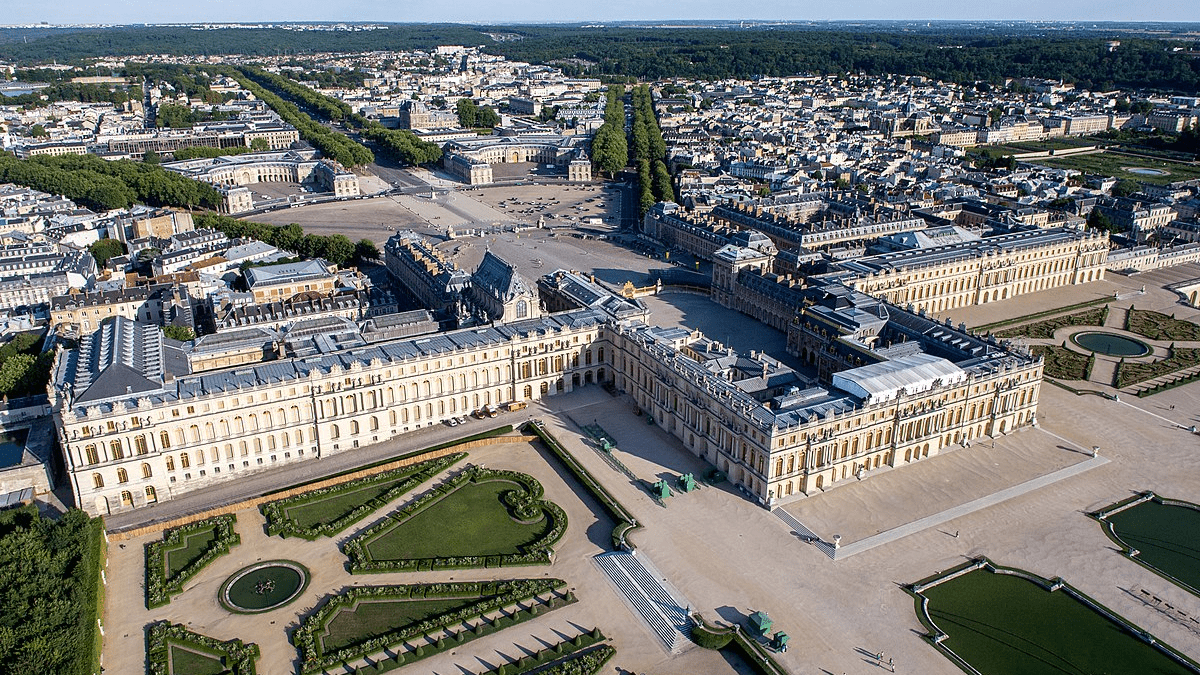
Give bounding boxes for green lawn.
[319,598,475,653]
[169,644,227,675]
[284,475,421,531]
[364,480,552,561]
[922,568,1194,675]
[1032,152,1200,185]
[1106,500,1200,596]
[164,527,219,579]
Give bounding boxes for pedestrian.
[876,651,883,661]
[889,657,894,672]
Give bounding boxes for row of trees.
[0,153,221,212]
[193,213,376,268]
[2,82,137,108]
[591,86,628,178]
[229,68,374,168]
[234,67,443,167]
[629,84,674,215]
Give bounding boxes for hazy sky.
[8,0,1199,25]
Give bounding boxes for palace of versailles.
[51,219,1044,513]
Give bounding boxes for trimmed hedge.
[146,621,259,675]
[293,578,570,673]
[1031,345,1091,381]
[1126,309,1200,342]
[343,465,567,573]
[453,629,609,675]
[690,614,788,675]
[521,421,642,551]
[973,296,1111,333]
[1116,347,1200,388]
[145,514,240,609]
[995,307,1107,339]
[260,453,465,540]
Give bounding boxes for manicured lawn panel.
[1034,153,1200,185]
[262,453,465,539]
[1105,498,1200,596]
[364,481,553,560]
[169,645,227,675]
[921,568,1194,675]
[1126,309,1200,342]
[164,527,218,578]
[285,477,421,531]
[321,598,476,653]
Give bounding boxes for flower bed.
[146,621,259,675]
[343,466,567,573]
[145,514,240,609]
[261,453,465,540]
[292,578,571,674]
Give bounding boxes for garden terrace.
[146,622,259,675]
[260,453,465,540]
[909,558,1199,675]
[1093,492,1200,597]
[145,514,240,609]
[343,466,567,573]
[291,578,572,674]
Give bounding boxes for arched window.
[85,444,98,465]
[145,486,157,503]
[135,435,148,455]
[330,424,340,439]
[350,420,359,435]
[110,440,124,460]
[516,299,528,318]
[92,473,104,489]
[159,431,170,449]
[180,453,190,469]
[120,490,133,506]
[370,417,379,431]
[117,468,128,483]
[165,456,175,471]
[141,463,152,479]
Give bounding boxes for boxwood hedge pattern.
[146,621,259,675]
[342,465,568,573]
[292,578,570,674]
[145,514,240,609]
[260,453,466,540]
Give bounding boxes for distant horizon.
[5,0,1199,28]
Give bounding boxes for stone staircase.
[595,551,692,652]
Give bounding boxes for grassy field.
[320,598,475,653]
[988,138,1097,155]
[923,568,1194,675]
[164,527,218,579]
[1106,500,1200,595]
[364,480,553,561]
[169,645,227,675]
[1032,151,1200,184]
[995,307,1106,339]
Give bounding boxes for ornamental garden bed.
[908,558,1199,675]
[1092,492,1200,597]
[995,306,1107,339]
[145,514,240,609]
[1126,309,1200,342]
[261,453,465,539]
[146,621,259,675]
[343,466,567,573]
[291,578,572,674]
[1031,345,1092,381]
[1116,347,1200,388]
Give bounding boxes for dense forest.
[0,153,222,212]
[2,25,1199,93]
[0,505,104,675]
